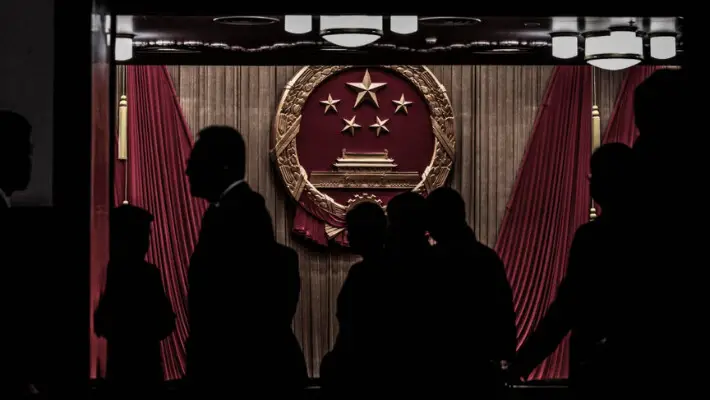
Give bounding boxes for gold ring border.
[270,65,456,221]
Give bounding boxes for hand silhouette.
[501,361,526,386]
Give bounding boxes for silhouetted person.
[629,69,688,392]
[94,205,175,396]
[509,143,636,398]
[321,202,388,396]
[426,187,516,396]
[0,110,34,396]
[185,126,306,396]
[381,191,437,394]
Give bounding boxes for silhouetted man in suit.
[185,126,306,396]
[629,69,688,393]
[381,191,436,394]
[509,143,636,398]
[321,202,388,396]
[426,187,516,396]
[0,110,34,396]
[94,205,175,396]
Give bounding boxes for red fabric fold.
[495,66,593,380]
[102,65,206,380]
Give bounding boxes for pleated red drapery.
[495,66,592,380]
[110,66,207,380]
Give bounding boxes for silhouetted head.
[386,191,428,244]
[634,69,686,143]
[186,126,246,202]
[633,69,686,177]
[110,205,154,260]
[590,143,635,211]
[0,111,33,196]
[346,202,387,257]
[426,187,469,243]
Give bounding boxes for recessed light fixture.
[213,16,280,26]
[140,47,201,54]
[319,15,384,48]
[584,27,643,71]
[419,16,482,27]
[551,32,579,59]
[115,34,135,61]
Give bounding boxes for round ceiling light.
[551,32,578,59]
[285,15,312,34]
[649,32,677,60]
[584,28,643,71]
[390,15,418,34]
[320,15,383,48]
[115,34,134,61]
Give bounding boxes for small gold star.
[392,94,413,115]
[370,116,390,137]
[346,69,388,109]
[319,94,341,114]
[341,116,361,136]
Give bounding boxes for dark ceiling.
[116,16,684,65]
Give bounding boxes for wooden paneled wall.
[165,65,624,376]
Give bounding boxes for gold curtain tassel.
[589,68,601,222]
[118,95,128,160]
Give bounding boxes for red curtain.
[602,66,660,145]
[109,66,206,380]
[89,63,111,378]
[495,66,592,380]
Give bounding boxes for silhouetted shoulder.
[277,243,297,257]
[475,242,503,261]
[144,262,164,280]
[345,260,367,279]
[275,243,299,265]
[571,220,604,246]
[144,261,160,272]
[220,183,266,212]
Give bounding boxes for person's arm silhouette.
[488,253,518,363]
[94,289,114,339]
[148,266,176,341]
[511,227,590,378]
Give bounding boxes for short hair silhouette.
[386,191,427,234]
[428,188,465,220]
[590,143,635,208]
[346,202,387,254]
[426,187,467,241]
[193,126,246,179]
[110,204,154,258]
[634,69,686,138]
[111,204,154,233]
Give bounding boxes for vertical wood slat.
[165,65,624,376]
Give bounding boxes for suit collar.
[214,179,245,207]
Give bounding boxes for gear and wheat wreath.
[270,65,455,225]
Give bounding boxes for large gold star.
[369,116,390,137]
[341,116,361,136]
[346,69,388,109]
[392,94,413,115]
[319,94,341,114]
